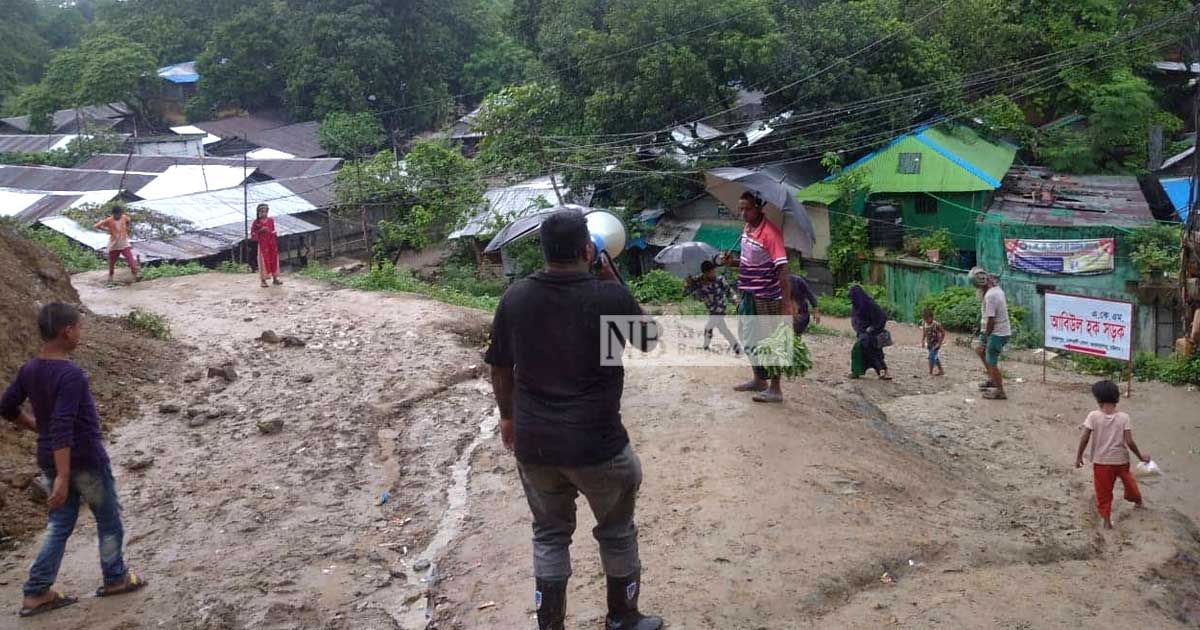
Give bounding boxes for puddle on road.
[390,407,499,628]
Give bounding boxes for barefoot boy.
[920,308,945,377]
[0,303,146,618]
[1074,380,1149,529]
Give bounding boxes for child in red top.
[1075,380,1149,529]
[250,203,282,288]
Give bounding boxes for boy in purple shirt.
[1,303,146,618]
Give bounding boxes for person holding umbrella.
[723,192,794,403]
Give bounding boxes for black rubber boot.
[605,572,663,630]
[535,578,568,630]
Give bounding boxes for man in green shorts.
[969,267,1010,400]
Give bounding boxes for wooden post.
[1042,347,1047,384]
[1126,361,1134,398]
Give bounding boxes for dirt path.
[1,272,1197,629]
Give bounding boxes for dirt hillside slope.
[0,229,172,541]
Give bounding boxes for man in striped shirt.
[728,192,794,403]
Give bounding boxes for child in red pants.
[1075,380,1149,529]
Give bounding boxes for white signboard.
[1043,292,1134,361]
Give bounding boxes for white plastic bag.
[1135,460,1162,477]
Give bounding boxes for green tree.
[318,111,387,158]
[460,35,541,99]
[473,83,575,178]
[194,8,289,114]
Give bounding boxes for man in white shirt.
[969,267,1010,400]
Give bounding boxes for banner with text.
[1005,239,1115,275]
[1043,292,1134,361]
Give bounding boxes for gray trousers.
[517,444,643,579]
[704,314,739,349]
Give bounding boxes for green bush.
[628,269,685,304]
[1008,325,1041,350]
[217,260,252,274]
[125,308,171,339]
[437,262,507,298]
[1132,352,1161,381]
[918,228,955,257]
[915,286,979,331]
[827,216,868,281]
[18,227,103,273]
[302,262,500,310]
[1127,223,1181,276]
[1069,354,1126,379]
[140,262,208,281]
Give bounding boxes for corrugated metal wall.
[864,259,972,322]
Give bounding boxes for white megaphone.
[585,211,627,284]
[586,211,626,260]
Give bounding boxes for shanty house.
[449,174,590,272]
[189,115,328,159]
[976,166,1179,355]
[0,103,135,135]
[797,123,1018,265]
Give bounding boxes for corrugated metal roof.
[250,121,325,158]
[246,147,296,160]
[134,165,256,200]
[646,218,702,247]
[78,154,342,179]
[0,165,156,192]
[170,125,222,145]
[0,189,47,217]
[158,61,199,84]
[1161,146,1194,171]
[986,167,1155,228]
[132,215,320,262]
[192,114,290,139]
[126,173,332,232]
[1153,61,1200,74]
[1,188,124,223]
[448,175,580,239]
[38,213,320,261]
[0,103,130,134]
[0,135,76,153]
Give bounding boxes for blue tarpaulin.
[1161,177,1195,223]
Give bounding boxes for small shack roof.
[78,154,342,180]
[797,122,1018,203]
[249,121,325,158]
[0,135,77,153]
[0,103,130,134]
[449,175,588,239]
[191,114,291,139]
[158,61,199,84]
[985,167,1155,229]
[37,172,334,260]
[133,165,256,200]
[0,164,155,192]
[0,188,122,223]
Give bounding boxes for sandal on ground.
[982,389,1007,400]
[96,572,148,597]
[733,381,768,392]
[19,592,78,618]
[978,381,996,390]
[752,391,783,403]
[879,373,893,381]
[272,278,283,286]
[260,281,269,288]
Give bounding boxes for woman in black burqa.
[849,284,892,380]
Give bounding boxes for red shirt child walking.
[1075,380,1149,529]
[250,203,282,288]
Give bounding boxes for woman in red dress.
[250,203,282,287]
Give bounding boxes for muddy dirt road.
[1,271,1197,629]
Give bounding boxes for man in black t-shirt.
[485,209,664,630]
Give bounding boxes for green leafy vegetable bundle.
[750,324,813,379]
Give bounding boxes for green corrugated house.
[797,122,1018,260]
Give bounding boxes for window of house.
[915,194,937,214]
[897,152,922,174]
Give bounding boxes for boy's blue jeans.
[24,464,127,597]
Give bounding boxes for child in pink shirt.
[1075,380,1149,529]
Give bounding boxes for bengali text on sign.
[1043,292,1133,361]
